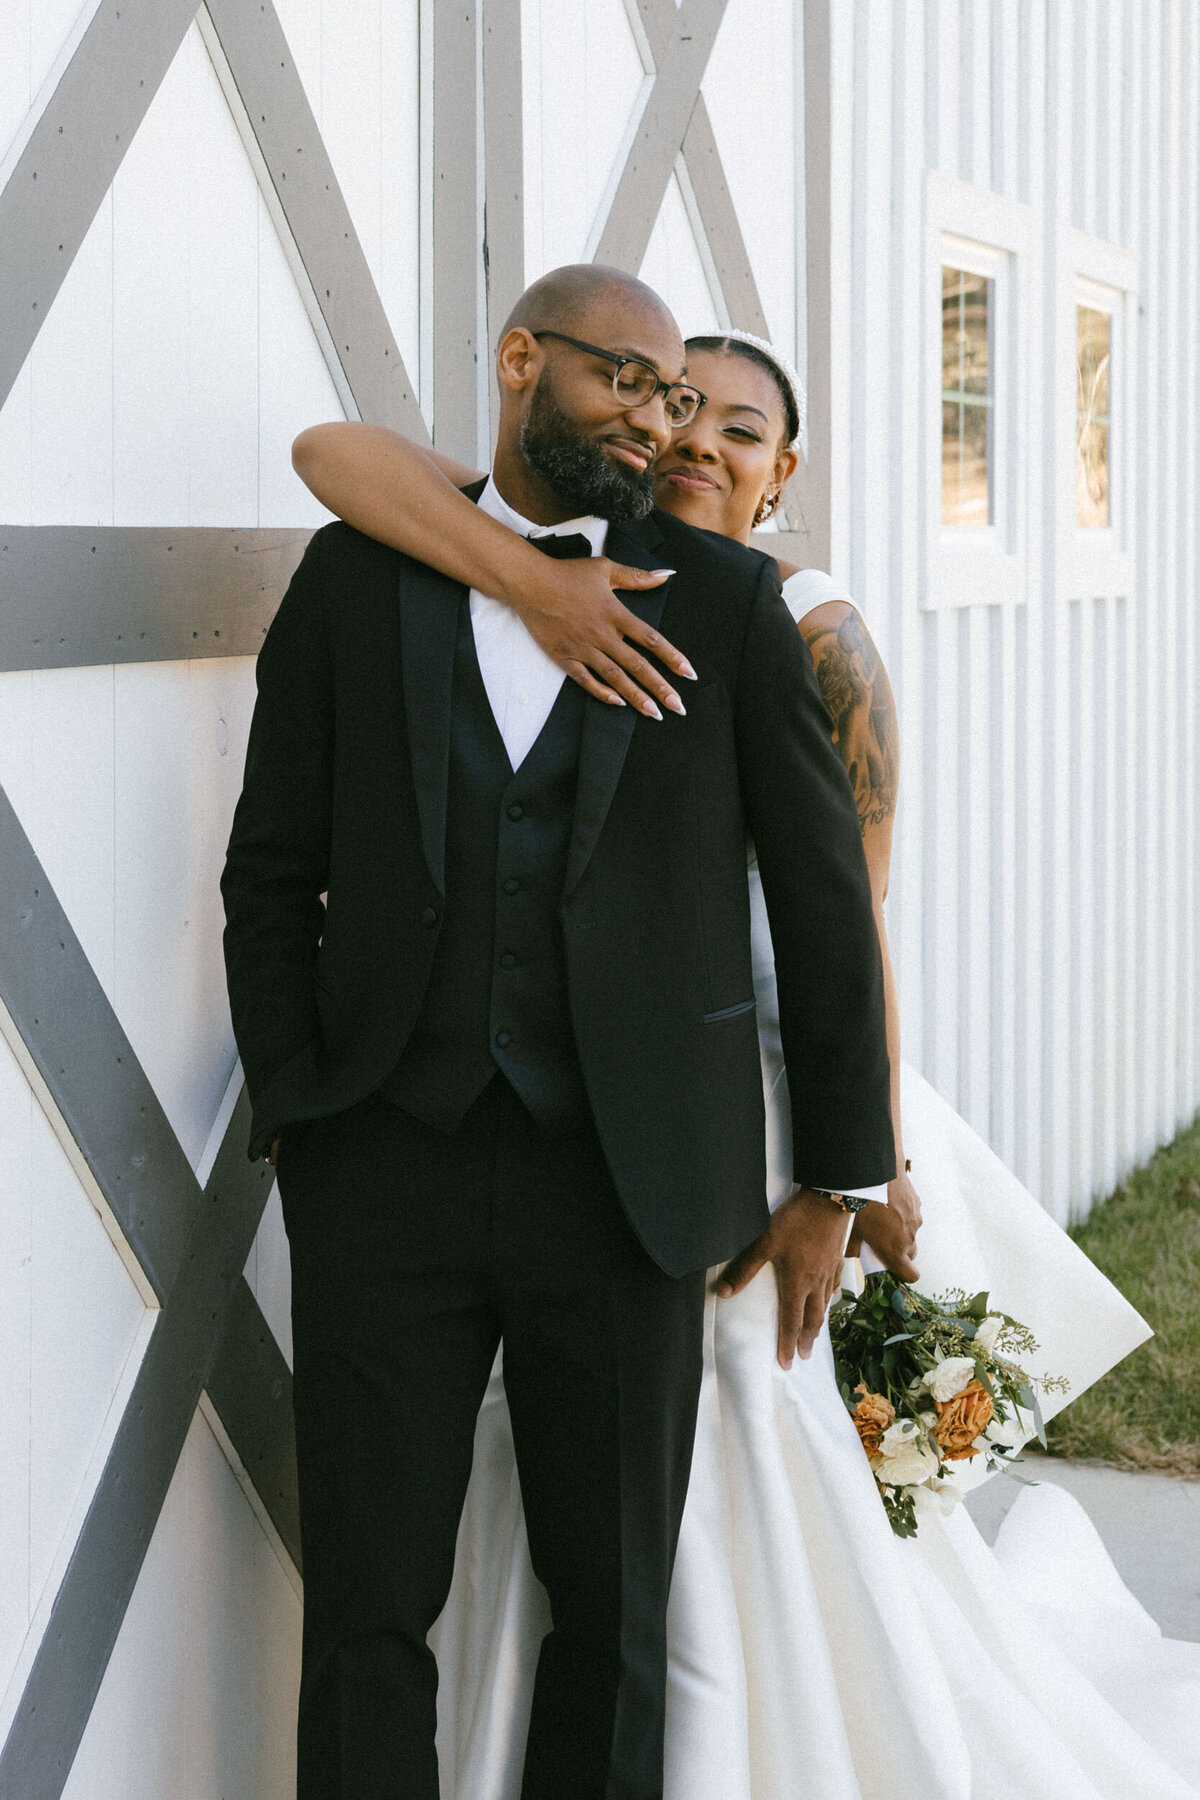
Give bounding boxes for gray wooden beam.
[199,0,427,440]
[678,97,769,337]
[0,786,280,1798]
[679,105,806,534]
[0,784,205,1298]
[483,0,525,444]
[0,527,307,672]
[593,0,727,272]
[206,1275,301,1572]
[0,1092,275,1800]
[0,0,199,414]
[432,0,482,464]
[798,0,834,573]
[604,0,808,532]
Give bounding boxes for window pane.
[942,266,994,526]
[943,266,990,395]
[1077,305,1111,528]
[942,398,992,527]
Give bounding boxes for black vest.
[380,599,589,1134]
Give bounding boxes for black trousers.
[277,1077,706,1800]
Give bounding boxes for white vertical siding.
[830,0,1200,1221]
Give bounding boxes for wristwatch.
[808,1186,872,1215]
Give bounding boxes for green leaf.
[1030,1383,1048,1449]
[997,1462,1040,1489]
[973,1362,998,1401]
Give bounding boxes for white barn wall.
[0,3,340,1773]
[826,0,1200,1224]
[0,0,1198,1789]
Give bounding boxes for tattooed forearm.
[806,610,899,832]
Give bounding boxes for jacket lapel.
[398,476,488,893]
[564,513,673,898]
[398,565,462,896]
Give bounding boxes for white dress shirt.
[469,475,608,771]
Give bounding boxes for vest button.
[500,952,517,969]
[421,905,439,927]
[503,877,520,895]
[495,1029,512,1048]
[507,803,524,821]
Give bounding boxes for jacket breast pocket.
[702,997,757,1024]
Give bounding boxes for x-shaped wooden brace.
[593,0,809,535]
[0,0,529,675]
[0,0,427,434]
[0,784,295,1800]
[594,0,762,328]
[0,0,421,1788]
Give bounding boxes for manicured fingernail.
[664,694,686,716]
[643,699,663,720]
[716,1281,732,1298]
[781,1356,793,1371]
[609,695,627,706]
[678,658,698,680]
[651,568,676,578]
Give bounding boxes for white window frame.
[1059,232,1137,602]
[922,174,1036,610]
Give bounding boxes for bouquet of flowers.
[828,1272,1069,1539]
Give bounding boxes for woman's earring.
[753,488,781,528]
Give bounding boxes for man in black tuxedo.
[222,265,893,1799]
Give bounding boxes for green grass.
[1042,1116,1200,1477]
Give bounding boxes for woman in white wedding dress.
[292,334,1200,1798]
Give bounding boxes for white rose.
[985,1412,1026,1450]
[874,1439,940,1488]
[912,1478,965,1517]
[922,1357,977,1403]
[879,1418,922,1454]
[973,1315,1004,1357]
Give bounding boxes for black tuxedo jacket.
[221,500,893,1275]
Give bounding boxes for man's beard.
[519,373,656,525]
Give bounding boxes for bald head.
[490,265,686,526]
[500,264,680,351]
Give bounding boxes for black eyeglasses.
[533,331,707,426]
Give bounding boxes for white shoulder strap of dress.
[779,567,856,626]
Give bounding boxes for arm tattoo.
[806,610,899,833]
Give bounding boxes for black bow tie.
[528,532,594,560]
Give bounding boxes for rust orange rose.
[852,1384,895,1457]
[934,1379,994,1460]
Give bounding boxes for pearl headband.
[711,328,807,450]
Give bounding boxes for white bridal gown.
[429,571,1200,1799]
